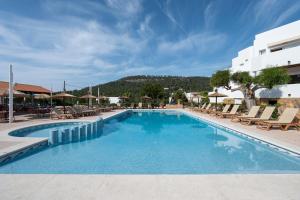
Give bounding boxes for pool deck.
[0,108,300,200]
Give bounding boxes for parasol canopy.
[52,92,76,113]
[0,89,29,97]
[208,91,228,111]
[80,94,97,99]
[52,92,76,98]
[208,92,227,98]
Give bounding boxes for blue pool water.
[1,110,300,174]
[9,122,88,138]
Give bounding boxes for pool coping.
[0,110,128,162]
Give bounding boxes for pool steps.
[49,119,104,145]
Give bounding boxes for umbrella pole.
[63,97,65,114]
[215,97,217,111]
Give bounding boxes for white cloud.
[158,32,227,54]
[138,15,154,37]
[105,0,143,17]
[203,2,217,29]
[155,0,187,35]
[0,8,149,90]
[271,3,300,28]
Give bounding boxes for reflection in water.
[206,134,228,142]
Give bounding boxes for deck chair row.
[194,103,299,131]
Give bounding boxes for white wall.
[231,46,253,73]
[217,20,300,101]
[252,45,300,71]
[108,97,120,104]
[256,83,300,98]
[185,92,202,103]
[232,20,300,73]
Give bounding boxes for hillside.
[71,75,211,97]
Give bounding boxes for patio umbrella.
[99,95,109,103]
[53,92,76,113]
[80,94,97,108]
[208,91,227,111]
[0,89,29,98]
[34,93,50,99]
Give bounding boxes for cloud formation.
[0,0,299,90]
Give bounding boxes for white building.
[214,20,300,105]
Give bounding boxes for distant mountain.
[71,75,211,97]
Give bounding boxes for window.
[270,47,282,52]
[240,63,244,66]
[245,59,248,62]
[290,74,300,84]
[268,100,277,105]
[259,49,266,55]
[288,61,291,65]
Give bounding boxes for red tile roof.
[0,81,50,94]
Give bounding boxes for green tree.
[142,83,164,100]
[173,89,188,104]
[210,70,231,89]
[210,67,290,109]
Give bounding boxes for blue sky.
[0,0,300,91]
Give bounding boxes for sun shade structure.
[80,94,97,108]
[34,93,51,99]
[0,89,29,97]
[208,91,228,111]
[53,92,76,113]
[52,92,76,98]
[79,94,97,99]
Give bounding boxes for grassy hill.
[71,75,211,97]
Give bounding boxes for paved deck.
[0,109,300,200]
[0,174,299,200]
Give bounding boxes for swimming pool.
[1,110,300,174]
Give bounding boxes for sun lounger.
[66,106,80,118]
[240,106,275,125]
[193,103,206,111]
[50,107,73,119]
[211,104,231,115]
[256,108,299,131]
[199,103,211,112]
[232,106,260,122]
[218,105,240,118]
